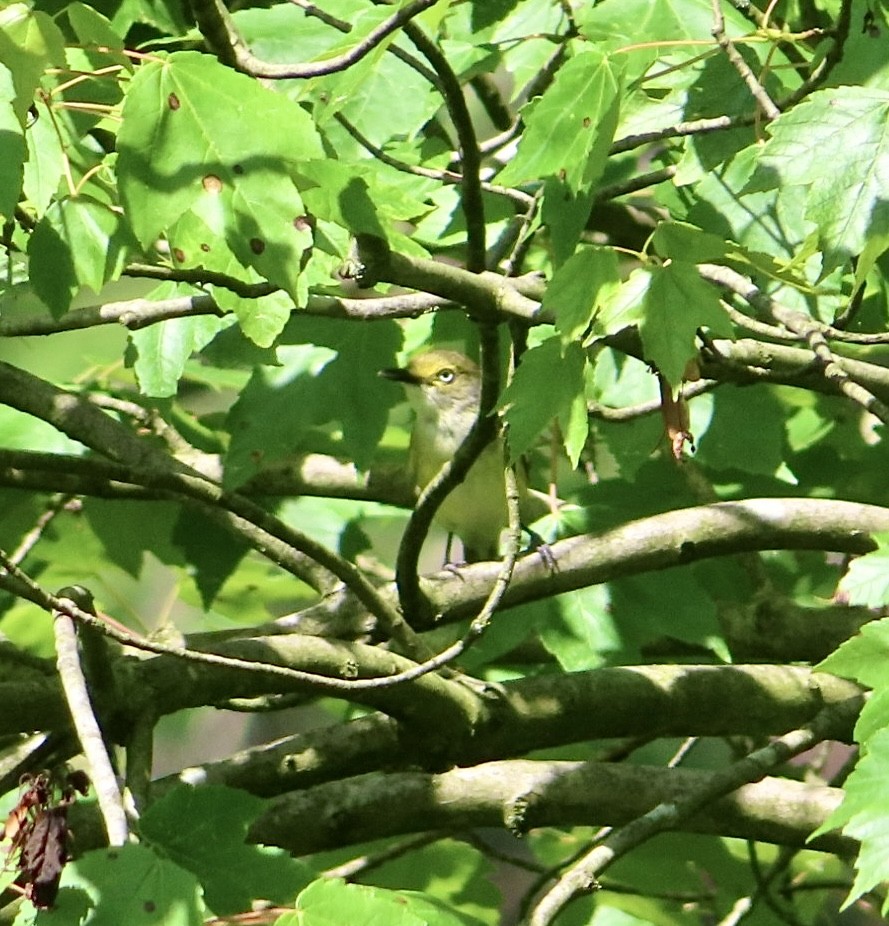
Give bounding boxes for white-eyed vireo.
[382,349,545,562]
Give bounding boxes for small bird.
[381,349,544,562]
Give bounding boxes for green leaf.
[548,246,621,343]
[500,338,588,466]
[163,208,294,348]
[66,2,127,57]
[597,263,732,388]
[233,2,368,66]
[641,263,732,387]
[680,143,810,263]
[130,311,224,398]
[579,0,747,47]
[812,728,889,915]
[140,785,312,915]
[695,386,788,478]
[27,196,134,316]
[295,878,478,926]
[118,52,321,302]
[610,568,724,661]
[498,48,622,194]
[540,179,596,267]
[537,584,619,670]
[223,344,337,489]
[748,87,889,272]
[0,63,24,218]
[817,615,889,690]
[297,159,433,256]
[651,221,729,264]
[0,4,66,122]
[835,533,889,608]
[308,14,442,147]
[22,97,65,216]
[52,844,204,925]
[592,266,649,337]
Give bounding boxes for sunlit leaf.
[118,52,321,303]
[498,48,622,194]
[749,87,889,272]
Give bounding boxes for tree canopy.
[2,0,889,924]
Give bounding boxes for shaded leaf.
[500,338,588,466]
[140,785,312,915]
[54,844,204,925]
[548,246,621,343]
[28,197,134,316]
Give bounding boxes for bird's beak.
[379,366,419,385]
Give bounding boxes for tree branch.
[190,0,442,79]
[526,697,860,925]
[711,0,780,121]
[402,22,486,272]
[250,757,855,858]
[151,663,861,798]
[0,361,426,649]
[53,589,129,846]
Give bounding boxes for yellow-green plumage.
[382,350,530,562]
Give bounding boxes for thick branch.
[250,758,854,857]
[155,664,862,798]
[417,498,889,633]
[354,238,545,322]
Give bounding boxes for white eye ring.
[436,369,456,384]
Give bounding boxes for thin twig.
[403,22,486,272]
[588,379,717,422]
[288,0,440,86]
[524,698,860,926]
[490,186,543,275]
[333,112,535,208]
[2,564,487,746]
[711,0,780,120]
[7,495,78,565]
[0,552,479,696]
[612,2,850,155]
[191,0,441,79]
[594,166,677,203]
[699,264,889,423]
[777,0,853,108]
[699,264,889,344]
[53,588,129,847]
[322,832,445,880]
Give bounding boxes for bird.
[381,349,547,562]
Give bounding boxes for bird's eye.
[436,369,456,384]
